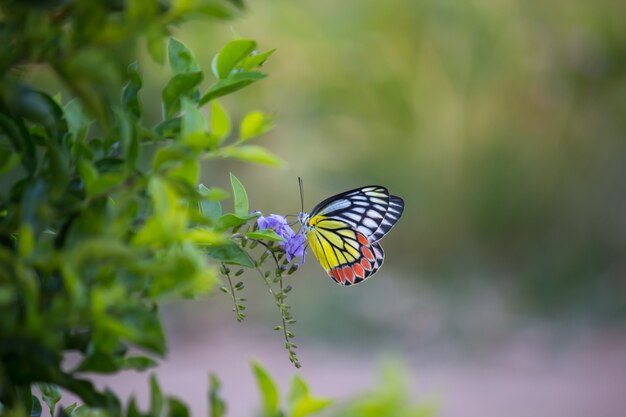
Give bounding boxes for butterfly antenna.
[298,177,305,214]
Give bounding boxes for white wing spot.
[322,199,351,213]
[344,212,362,222]
[363,217,378,229]
[367,209,383,219]
[357,225,373,235]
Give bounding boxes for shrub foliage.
[0,2,434,417]
[0,1,299,415]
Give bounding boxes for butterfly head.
[297,211,311,232]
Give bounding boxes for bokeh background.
[61,0,626,415]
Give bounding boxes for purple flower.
[257,214,294,239]
[284,232,307,264]
[257,214,306,265]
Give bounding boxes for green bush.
[0,0,297,415]
[0,2,433,417]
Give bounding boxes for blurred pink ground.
[85,323,626,417]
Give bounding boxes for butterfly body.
[299,186,404,286]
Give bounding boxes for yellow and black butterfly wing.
[306,186,404,286]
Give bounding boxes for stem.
[221,263,244,322]
[243,244,300,368]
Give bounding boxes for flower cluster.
[257,214,307,264]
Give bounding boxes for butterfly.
[298,185,404,286]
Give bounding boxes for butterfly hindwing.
[305,185,404,286]
[327,238,385,286]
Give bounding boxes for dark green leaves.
[162,38,203,119]
[169,38,201,74]
[162,72,203,119]
[30,395,42,417]
[37,383,62,416]
[205,242,254,267]
[122,63,143,120]
[0,5,290,416]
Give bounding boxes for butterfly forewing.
[305,186,404,286]
[310,186,402,241]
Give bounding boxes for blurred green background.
[20,0,625,415]
[28,0,625,322]
[157,0,626,322]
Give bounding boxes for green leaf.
[77,159,99,196]
[64,98,92,145]
[229,173,248,216]
[13,88,59,129]
[288,375,308,407]
[200,72,267,105]
[0,151,21,174]
[239,48,276,71]
[292,396,333,417]
[168,158,198,186]
[121,355,158,371]
[37,383,61,416]
[153,145,185,170]
[147,244,217,297]
[0,113,36,174]
[186,228,227,245]
[64,403,78,416]
[75,351,121,373]
[150,375,163,417]
[209,374,227,417]
[18,224,34,259]
[204,241,253,267]
[119,308,167,354]
[113,107,139,168]
[199,185,229,201]
[245,230,286,242]
[239,110,274,141]
[122,63,143,120]
[217,145,284,167]
[181,98,217,150]
[198,184,225,221]
[154,117,182,138]
[251,361,280,417]
[127,399,141,417]
[170,0,237,17]
[212,39,256,79]
[215,212,259,231]
[167,398,189,417]
[162,72,203,119]
[287,375,333,417]
[168,37,200,74]
[147,28,166,65]
[210,100,231,143]
[30,395,42,417]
